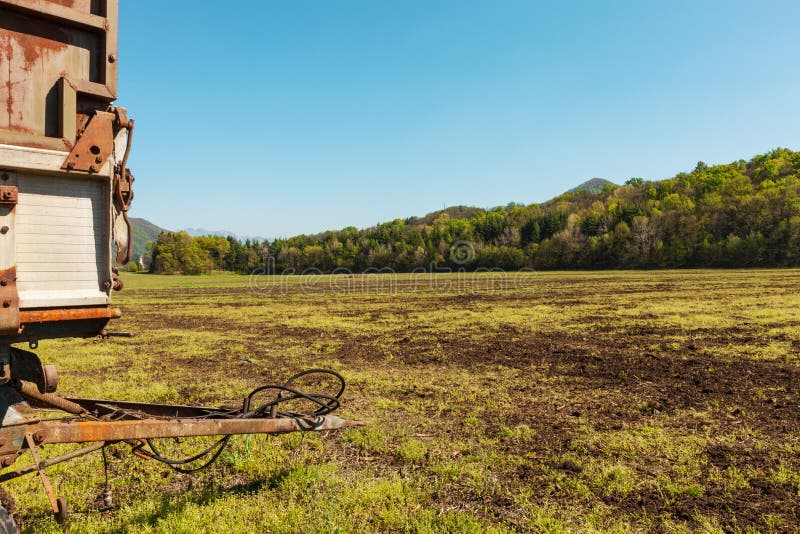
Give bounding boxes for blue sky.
[119,0,800,238]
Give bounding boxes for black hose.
[132,369,346,473]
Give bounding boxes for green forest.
[149,148,800,274]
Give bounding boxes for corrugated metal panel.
[15,173,110,308]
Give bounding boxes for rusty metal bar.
[18,381,88,416]
[0,442,105,483]
[68,79,116,100]
[24,433,61,518]
[38,416,363,444]
[0,267,19,335]
[19,307,121,324]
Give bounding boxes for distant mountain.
[184,227,237,238]
[568,178,617,194]
[243,148,800,272]
[129,217,168,265]
[183,228,270,242]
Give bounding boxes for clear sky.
[119,0,800,238]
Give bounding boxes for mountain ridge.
[568,178,617,194]
[137,148,800,273]
[129,217,167,264]
[130,176,615,253]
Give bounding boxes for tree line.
[149,148,800,274]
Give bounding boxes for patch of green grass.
[3,270,799,532]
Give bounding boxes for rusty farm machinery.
[0,1,360,530]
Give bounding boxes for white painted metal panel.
[0,144,113,177]
[15,173,111,308]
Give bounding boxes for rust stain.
[4,36,12,128]
[1,3,107,139]
[0,9,72,68]
[1,9,72,134]
[4,124,37,134]
[11,31,70,69]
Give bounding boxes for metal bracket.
[113,166,134,212]
[0,266,19,336]
[61,111,116,173]
[0,186,17,205]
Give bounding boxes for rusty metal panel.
[0,0,118,149]
[0,266,19,333]
[0,172,18,334]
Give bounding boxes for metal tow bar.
[0,369,363,525]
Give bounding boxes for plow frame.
[0,373,362,527]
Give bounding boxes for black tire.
[0,505,18,534]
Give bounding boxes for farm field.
[4,270,800,533]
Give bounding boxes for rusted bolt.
[95,156,103,164]
[103,280,113,290]
[89,165,98,173]
[108,54,117,63]
[0,226,8,234]
[33,431,44,444]
[65,162,75,171]
[0,280,7,287]
[2,301,10,308]
[0,173,8,181]
[1,457,13,467]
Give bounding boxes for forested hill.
[129,218,166,263]
[150,148,800,273]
